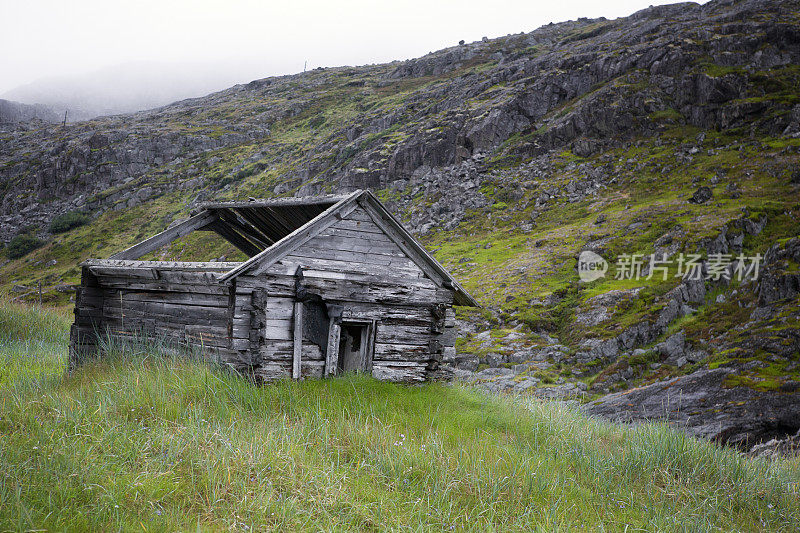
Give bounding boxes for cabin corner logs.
[68,191,471,383]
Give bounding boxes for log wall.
[69,205,461,383]
[69,263,238,368]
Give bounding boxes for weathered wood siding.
[245,205,457,382]
[69,266,104,370]
[69,264,237,368]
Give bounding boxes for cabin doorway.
[336,321,374,374]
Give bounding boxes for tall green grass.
[0,299,69,386]
[0,300,798,531]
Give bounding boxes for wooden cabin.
[69,190,478,382]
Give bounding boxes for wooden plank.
[264,205,302,235]
[267,256,424,279]
[217,208,273,249]
[298,276,452,306]
[265,297,295,317]
[110,210,217,260]
[103,294,230,316]
[374,342,431,360]
[231,207,279,245]
[371,361,427,382]
[232,338,250,351]
[240,206,293,243]
[292,300,303,379]
[301,360,325,379]
[76,293,104,307]
[95,268,228,285]
[259,341,325,361]
[103,290,228,308]
[85,259,238,271]
[332,219,385,234]
[325,319,340,377]
[239,272,450,305]
[376,323,435,345]
[95,279,229,295]
[300,233,406,256]
[254,362,292,381]
[445,308,456,327]
[264,319,293,341]
[197,195,349,210]
[236,270,435,290]
[284,247,416,267]
[365,320,376,374]
[89,266,159,279]
[319,226,394,243]
[103,304,230,326]
[345,209,375,223]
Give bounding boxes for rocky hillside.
[1,0,798,454]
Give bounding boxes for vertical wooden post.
[324,318,340,377]
[364,320,376,374]
[292,301,303,379]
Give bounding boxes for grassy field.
[0,300,798,531]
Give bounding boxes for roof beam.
[110,210,217,261]
[207,220,263,257]
[230,208,277,246]
[262,206,298,235]
[216,208,272,250]
[237,207,288,242]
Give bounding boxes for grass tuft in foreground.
[0,300,798,531]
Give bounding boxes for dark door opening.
[337,322,368,373]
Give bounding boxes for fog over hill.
[0,98,60,124]
[1,61,271,121]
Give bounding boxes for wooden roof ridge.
[219,190,480,307]
[195,194,350,210]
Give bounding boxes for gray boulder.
[585,367,800,450]
[688,186,713,204]
[655,331,686,363]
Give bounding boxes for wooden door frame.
[324,318,376,376]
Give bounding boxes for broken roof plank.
[237,207,290,243]
[109,210,218,261]
[84,259,240,271]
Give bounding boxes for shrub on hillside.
[5,234,44,259]
[49,210,91,233]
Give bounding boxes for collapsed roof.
[105,190,478,306]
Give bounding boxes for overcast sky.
[1,0,709,94]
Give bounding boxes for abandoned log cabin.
[69,190,478,382]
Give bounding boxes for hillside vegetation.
[0,301,798,531]
[1,0,799,449]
